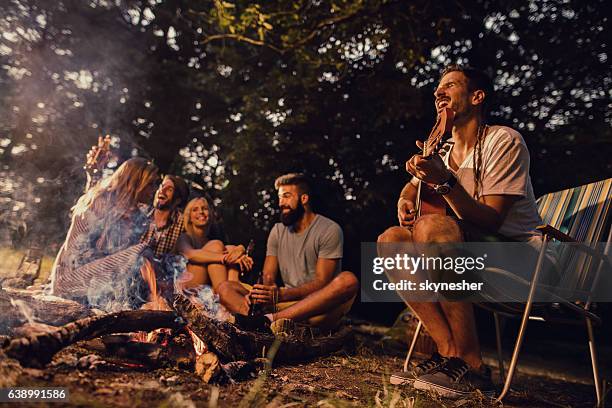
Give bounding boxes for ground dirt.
[5,330,603,408]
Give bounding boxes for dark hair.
[274,173,312,197]
[440,64,494,116]
[165,175,190,209]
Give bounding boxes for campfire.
[0,271,354,389]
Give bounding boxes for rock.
[195,352,220,383]
[77,354,106,370]
[166,392,196,408]
[160,375,180,386]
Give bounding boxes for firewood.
[0,287,92,334]
[172,294,355,364]
[2,310,184,368]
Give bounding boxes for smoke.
[187,285,232,322]
[165,254,232,321]
[9,298,37,325]
[0,0,151,253]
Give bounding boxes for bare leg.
[179,240,228,291]
[377,216,481,362]
[439,301,482,368]
[271,271,358,322]
[413,215,482,368]
[182,263,209,288]
[217,280,251,315]
[377,224,456,354]
[201,240,228,291]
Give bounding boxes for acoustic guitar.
[414,107,455,217]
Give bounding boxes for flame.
[139,260,208,357]
[186,327,207,356]
[141,258,160,307]
[131,332,148,342]
[116,362,146,369]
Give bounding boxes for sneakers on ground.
[234,314,272,334]
[413,357,495,399]
[390,352,448,385]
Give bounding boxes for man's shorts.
[240,282,354,330]
[419,219,559,303]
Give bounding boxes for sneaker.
[234,314,272,334]
[413,357,495,399]
[390,352,448,385]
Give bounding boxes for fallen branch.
[0,288,92,334]
[2,310,184,368]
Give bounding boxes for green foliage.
[0,0,610,272]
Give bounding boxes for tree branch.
[200,1,393,54]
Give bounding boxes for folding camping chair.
[402,178,611,406]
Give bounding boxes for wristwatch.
[434,174,458,195]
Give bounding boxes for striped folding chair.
[491,178,612,406]
[402,178,611,406]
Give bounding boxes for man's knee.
[413,215,462,243]
[378,226,411,243]
[333,271,359,299]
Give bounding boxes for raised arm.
[84,135,112,192]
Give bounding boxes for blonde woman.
[176,196,253,291]
[50,158,160,309]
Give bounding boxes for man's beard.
[280,202,305,226]
[154,198,172,210]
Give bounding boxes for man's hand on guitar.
[406,140,452,185]
[397,198,416,227]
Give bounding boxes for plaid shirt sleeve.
[152,210,185,257]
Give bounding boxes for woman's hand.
[224,244,246,265]
[237,255,254,272]
[84,135,112,176]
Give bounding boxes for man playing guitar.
[379,65,544,398]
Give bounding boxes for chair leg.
[496,237,550,402]
[586,317,603,407]
[493,312,505,382]
[403,320,422,372]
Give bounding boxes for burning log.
[2,310,184,368]
[172,294,355,364]
[0,287,92,334]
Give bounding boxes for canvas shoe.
[389,352,448,385]
[413,357,495,399]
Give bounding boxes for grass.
[0,246,55,280]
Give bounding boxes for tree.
[0,0,609,272]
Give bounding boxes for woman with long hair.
[50,157,160,310]
[176,196,253,291]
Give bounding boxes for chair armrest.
[536,225,577,242]
[537,225,610,264]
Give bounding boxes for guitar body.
[418,183,448,216]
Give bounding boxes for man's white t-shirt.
[414,125,543,242]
